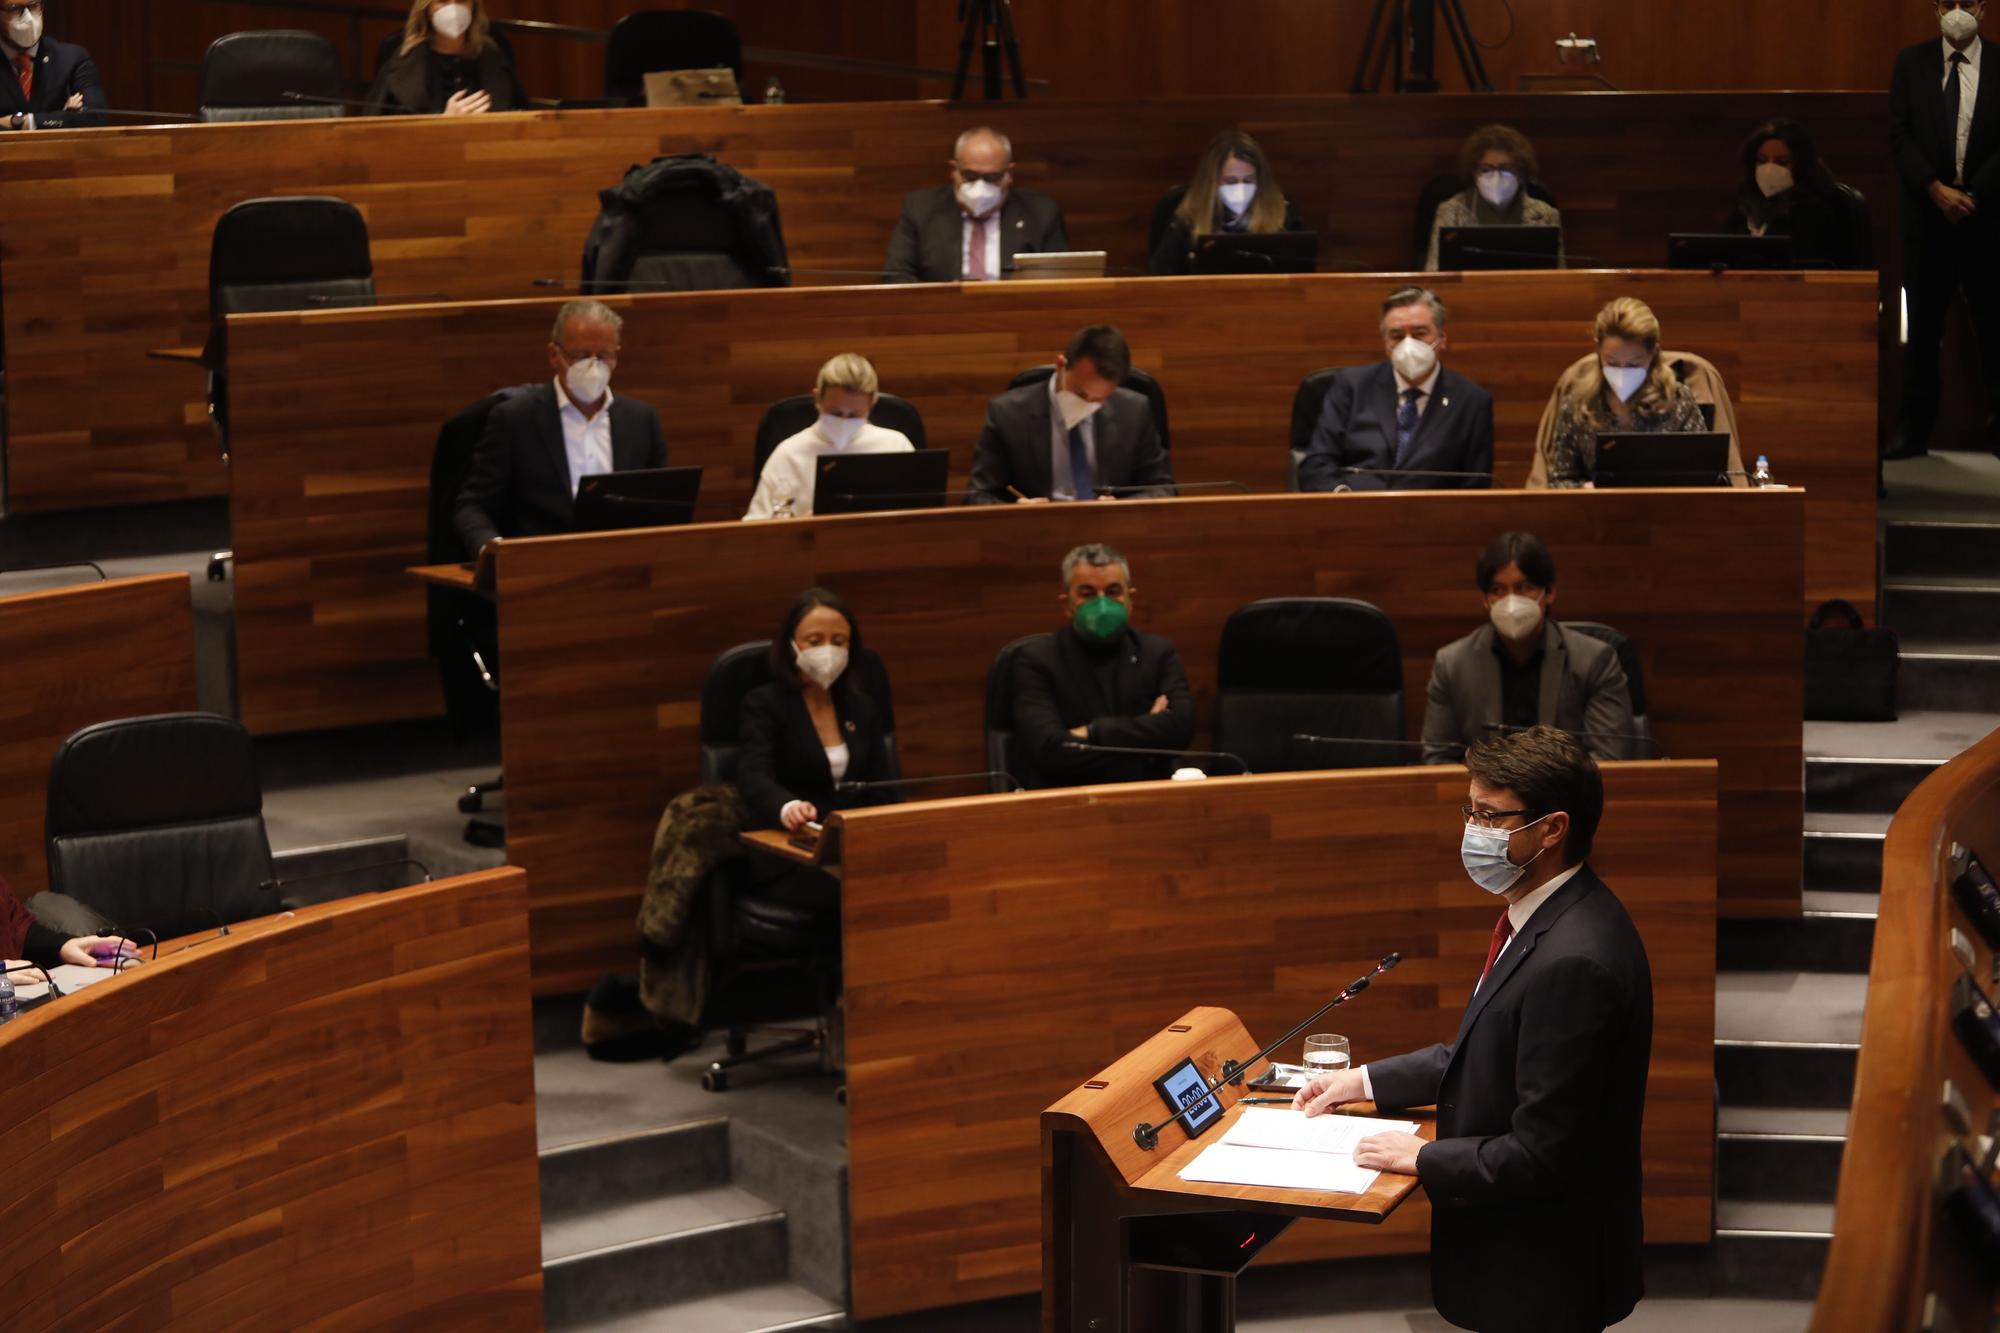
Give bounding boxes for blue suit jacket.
[1297,361,1494,492]
[1,38,105,127]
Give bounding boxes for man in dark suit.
[1298,286,1495,491]
[1888,0,2000,458]
[1296,726,1654,1333]
[0,2,103,130]
[966,325,1174,504]
[1009,542,1196,788]
[882,126,1069,283]
[454,299,668,556]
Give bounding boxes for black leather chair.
[1006,364,1172,454]
[198,31,345,122]
[1148,184,1190,256]
[1563,620,1650,755]
[1414,174,1561,267]
[1834,182,1874,270]
[1213,598,1409,772]
[604,9,744,106]
[750,392,929,479]
[45,713,277,939]
[1288,366,1344,491]
[983,634,1043,793]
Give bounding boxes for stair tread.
[543,1184,781,1264]
[1716,971,1865,1046]
[1805,712,2000,762]
[548,1281,843,1333]
[1881,573,2000,590]
[1899,640,2000,658]
[1717,1106,1850,1137]
[1803,812,1890,837]
[1715,1199,1836,1236]
[1800,888,1878,918]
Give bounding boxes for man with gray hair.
[455,298,668,555]
[882,125,1069,283]
[1006,542,1195,789]
[1297,285,1494,493]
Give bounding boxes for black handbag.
[1803,598,1898,722]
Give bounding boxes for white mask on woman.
[1476,169,1520,211]
[431,2,473,39]
[795,643,848,689]
[1602,364,1649,402]
[1754,163,1795,198]
[1218,182,1257,216]
[818,414,865,451]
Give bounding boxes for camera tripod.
[1352,0,1494,93]
[952,0,1028,100]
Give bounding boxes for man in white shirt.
[744,353,914,519]
[881,126,1071,283]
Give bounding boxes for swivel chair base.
[701,999,843,1095]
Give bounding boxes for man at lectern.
[1293,726,1654,1333]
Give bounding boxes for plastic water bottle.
[763,76,786,105]
[0,973,17,1026]
[1752,454,1774,488]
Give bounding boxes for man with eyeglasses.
[0,1,103,131]
[1294,725,1654,1333]
[454,299,668,557]
[881,126,1069,283]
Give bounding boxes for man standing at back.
[882,126,1069,283]
[1295,726,1654,1333]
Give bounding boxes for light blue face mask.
[1460,815,1549,895]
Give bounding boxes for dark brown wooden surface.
[1,91,1891,512]
[0,574,198,900]
[489,487,1801,994]
[843,763,1718,1318]
[228,269,1872,735]
[1810,722,2000,1333]
[0,868,543,1330]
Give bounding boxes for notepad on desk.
[1177,1107,1420,1195]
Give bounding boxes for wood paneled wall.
[0,91,1890,513]
[0,869,543,1329]
[225,270,1873,737]
[489,488,1803,993]
[0,574,197,898]
[839,763,1719,1318]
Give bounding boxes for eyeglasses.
[557,346,618,362]
[1461,806,1538,829]
[1,3,44,16]
[954,168,1008,185]
[1474,166,1518,180]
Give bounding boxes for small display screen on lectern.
[1152,1058,1225,1138]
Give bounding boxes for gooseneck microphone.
[1061,739,1251,775]
[1094,481,1251,495]
[1133,952,1403,1151]
[834,771,1022,794]
[1334,465,1498,482]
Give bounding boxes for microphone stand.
[835,770,1022,794]
[1133,952,1401,1150]
[1061,740,1250,775]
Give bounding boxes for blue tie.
[1393,388,1422,470]
[1068,423,1095,500]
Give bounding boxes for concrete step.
[1802,816,1885,894]
[1714,971,1865,1109]
[1712,1200,1834,1301]
[1716,1125,1846,1204]
[1882,519,2000,580]
[1804,755,1941,816]
[541,1119,732,1223]
[549,1283,845,1333]
[1898,649,2000,715]
[1717,900,1874,974]
[543,1193,792,1328]
[1882,581,2000,645]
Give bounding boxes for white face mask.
[795,643,848,690]
[1602,363,1649,402]
[1754,163,1795,198]
[1488,593,1544,641]
[1389,335,1438,383]
[1218,182,1257,216]
[6,9,40,46]
[431,2,473,39]
[818,414,865,451]
[1461,817,1549,895]
[1476,169,1520,211]
[1055,386,1103,432]
[956,179,1002,218]
[1943,8,1980,44]
[564,356,612,406]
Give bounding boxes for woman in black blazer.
[1149,130,1304,276]
[1722,118,1865,269]
[367,0,529,116]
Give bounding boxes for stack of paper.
[9,963,126,1003]
[1177,1106,1420,1195]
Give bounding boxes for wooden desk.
[229,268,1872,735]
[0,869,543,1329]
[409,561,480,594]
[740,827,834,870]
[837,763,1718,1318]
[488,487,1802,993]
[0,91,1893,513]
[0,574,196,898]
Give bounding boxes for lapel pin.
[1441,397,1450,408]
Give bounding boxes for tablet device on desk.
[1435,224,1561,271]
[814,449,950,515]
[1667,233,1795,270]
[1153,1057,1226,1138]
[573,466,704,532]
[1191,231,1319,275]
[1008,251,1107,279]
[1591,432,1733,488]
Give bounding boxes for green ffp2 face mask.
[1072,595,1129,642]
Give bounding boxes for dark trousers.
[1901,210,2000,446]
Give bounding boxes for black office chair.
[1007,364,1172,454]
[1413,174,1561,266]
[1148,184,1190,256]
[1288,366,1344,491]
[45,713,277,940]
[1834,182,1874,270]
[604,9,744,106]
[1563,621,1650,755]
[983,634,1043,793]
[1213,598,1408,773]
[581,156,789,293]
[198,31,345,122]
[750,393,929,479]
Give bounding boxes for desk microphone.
[1290,733,1455,759]
[1334,466,1497,482]
[834,770,1022,795]
[260,856,436,900]
[1480,722,1663,758]
[21,107,198,127]
[304,292,450,306]
[1094,481,1251,495]
[1060,740,1251,775]
[1132,952,1402,1151]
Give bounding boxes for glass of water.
[1303,1034,1351,1079]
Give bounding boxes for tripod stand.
[1352,0,1493,94]
[952,0,1028,100]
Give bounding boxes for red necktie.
[966,215,989,281]
[1477,910,1515,989]
[14,53,30,100]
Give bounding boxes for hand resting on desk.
[1293,1067,1424,1174]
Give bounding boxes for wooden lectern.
[1042,1006,1433,1333]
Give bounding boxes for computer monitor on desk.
[1436,225,1561,271]
[1191,232,1319,275]
[1667,233,1795,271]
[573,466,704,531]
[1591,432,1734,488]
[814,449,951,515]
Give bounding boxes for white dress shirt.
[1946,35,1983,186]
[743,419,914,519]
[1047,373,1098,501]
[824,743,849,782]
[960,207,1005,281]
[554,375,614,497]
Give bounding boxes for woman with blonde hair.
[1543,297,1706,487]
[744,353,916,519]
[1149,130,1303,275]
[367,0,529,116]
[1425,123,1563,271]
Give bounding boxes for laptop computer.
[1667,233,1795,271]
[572,465,705,532]
[814,450,951,515]
[1190,231,1319,275]
[1435,224,1562,271]
[1591,432,1733,488]
[1007,251,1108,279]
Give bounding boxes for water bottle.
[0,972,17,1026]
[1752,454,1774,488]
[763,76,786,106]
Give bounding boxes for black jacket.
[1368,867,1653,1333]
[1723,183,1864,268]
[736,679,895,828]
[883,185,1069,283]
[453,382,668,555]
[966,383,1174,504]
[1297,363,1495,492]
[581,153,790,292]
[1009,626,1196,788]
[366,41,530,115]
[0,37,104,127]
[1147,199,1304,276]
[1890,38,2000,226]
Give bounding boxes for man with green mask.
[1007,542,1196,788]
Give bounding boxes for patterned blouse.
[1545,381,1707,488]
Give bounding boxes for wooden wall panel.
[225,270,1874,737]
[0,92,1890,513]
[490,487,1803,993]
[0,574,197,899]
[0,869,543,1330]
[840,762,1719,1317]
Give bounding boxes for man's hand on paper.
[1354,1130,1425,1175]
[1291,1068,1367,1117]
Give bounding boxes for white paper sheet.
[1178,1142,1382,1195]
[1221,1107,1419,1155]
[9,963,127,1002]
